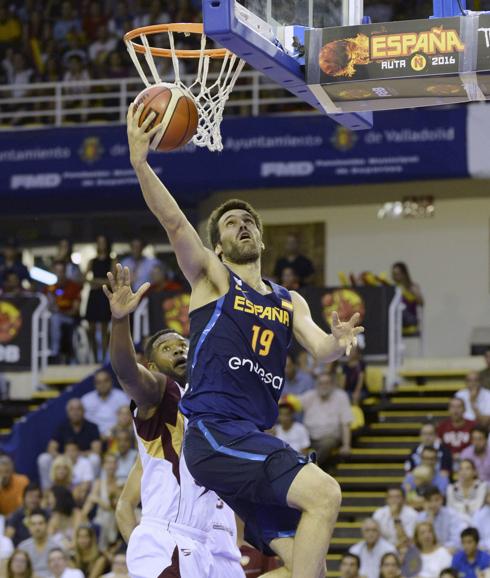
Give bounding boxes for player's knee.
[292,467,341,514]
[317,474,341,513]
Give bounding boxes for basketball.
[134,83,199,152]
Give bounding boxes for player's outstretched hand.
[126,102,164,168]
[331,311,364,356]
[102,263,150,320]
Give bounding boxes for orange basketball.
[134,83,199,152]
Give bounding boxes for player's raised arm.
[127,103,218,287]
[291,291,364,362]
[103,264,166,410]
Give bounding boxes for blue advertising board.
[0,106,468,213]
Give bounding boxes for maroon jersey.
[437,418,475,455]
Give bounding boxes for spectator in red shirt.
[437,397,476,459]
[46,260,81,363]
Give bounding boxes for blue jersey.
[180,269,294,431]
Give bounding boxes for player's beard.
[222,238,261,264]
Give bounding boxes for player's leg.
[286,463,341,578]
[260,537,293,578]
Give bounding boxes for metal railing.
[387,288,404,391]
[31,294,50,389]
[0,71,311,128]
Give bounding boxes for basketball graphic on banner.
[321,289,366,327]
[0,301,22,344]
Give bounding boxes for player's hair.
[341,553,361,569]
[207,199,263,250]
[461,527,479,542]
[144,329,183,361]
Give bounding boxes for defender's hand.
[331,311,364,356]
[102,263,150,319]
[126,102,164,168]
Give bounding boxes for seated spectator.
[81,370,129,438]
[341,348,367,406]
[273,233,314,286]
[0,456,29,517]
[417,486,467,551]
[299,371,353,469]
[48,547,84,578]
[391,261,424,336]
[148,263,183,293]
[120,239,160,291]
[339,553,364,578]
[479,349,490,390]
[282,354,314,396]
[461,427,490,483]
[101,551,129,578]
[456,373,490,428]
[64,441,95,493]
[373,487,418,548]
[349,518,396,578]
[403,447,449,496]
[452,527,490,578]
[380,552,403,578]
[280,266,300,291]
[5,483,44,546]
[437,397,475,459]
[18,510,60,577]
[38,398,101,491]
[0,241,29,287]
[82,454,121,550]
[107,407,133,454]
[88,25,117,64]
[405,423,452,477]
[49,456,73,490]
[52,2,82,44]
[73,525,109,577]
[447,459,487,524]
[472,487,490,551]
[2,271,25,297]
[113,431,137,485]
[273,397,311,455]
[414,521,452,578]
[46,486,81,551]
[45,261,81,363]
[4,548,35,578]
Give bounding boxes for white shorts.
[211,555,247,578]
[127,518,212,578]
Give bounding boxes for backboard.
[203,0,373,130]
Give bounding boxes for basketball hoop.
[124,23,246,152]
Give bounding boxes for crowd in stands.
[329,367,490,578]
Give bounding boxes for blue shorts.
[183,417,308,555]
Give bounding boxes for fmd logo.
[260,162,314,178]
[79,137,104,163]
[10,174,62,190]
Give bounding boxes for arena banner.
[0,107,468,213]
[467,102,490,178]
[0,295,41,371]
[299,285,395,357]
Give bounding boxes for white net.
[125,26,245,152]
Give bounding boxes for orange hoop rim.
[124,23,229,59]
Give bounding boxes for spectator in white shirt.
[472,487,490,551]
[349,518,396,578]
[456,372,490,428]
[81,370,129,438]
[373,487,418,547]
[414,521,452,578]
[299,371,353,469]
[64,441,94,492]
[446,458,487,524]
[274,396,311,455]
[47,547,84,578]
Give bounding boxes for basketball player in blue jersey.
[104,264,245,577]
[127,104,364,578]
